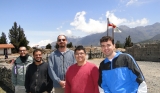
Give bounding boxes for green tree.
[8,22,29,53]
[115,40,123,48]
[46,43,52,49]
[0,32,8,44]
[124,35,133,48]
[67,42,73,48]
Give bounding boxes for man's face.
[33,51,42,62]
[57,35,67,48]
[19,47,27,56]
[100,40,115,57]
[74,50,86,63]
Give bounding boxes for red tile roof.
[0,44,15,48]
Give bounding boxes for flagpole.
[112,23,114,40]
[107,18,109,36]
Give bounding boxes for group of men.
[11,34,147,93]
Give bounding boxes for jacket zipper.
[23,63,24,80]
[62,55,65,80]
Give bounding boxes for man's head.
[33,49,43,63]
[74,45,86,63]
[57,35,68,48]
[19,46,27,57]
[100,36,115,58]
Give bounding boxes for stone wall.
[126,43,160,62]
[0,61,14,92]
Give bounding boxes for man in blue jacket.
[48,35,76,93]
[98,36,147,93]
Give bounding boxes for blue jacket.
[98,52,146,93]
[48,49,76,87]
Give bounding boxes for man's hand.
[59,80,66,88]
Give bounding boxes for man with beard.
[48,35,76,93]
[25,49,53,93]
[11,46,33,93]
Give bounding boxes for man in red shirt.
[65,45,99,93]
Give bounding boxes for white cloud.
[106,11,127,26]
[66,30,72,36]
[57,26,63,30]
[126,18,149,27]
[106,11,149,27]
[126,0,138,6]
[29,39,52,47]
[70,11,149,34]
[56,30,73,38]
[126,0,149,6]
[25,30,61,47]
[70,11,107,33]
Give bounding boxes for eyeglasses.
[58,39,66,42]
[75,53,85,56]
[19,50,26,52]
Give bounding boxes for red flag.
[108,21,113,26]
[112,23,116,28]
[108,23,113,26]
[108,21,116,28]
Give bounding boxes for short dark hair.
[74,45,86,54]
[57,35,67,41]
[100,36,114,45]
[19,46,27,50]
[33,49,42,55]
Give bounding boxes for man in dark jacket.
[25,49,52,93]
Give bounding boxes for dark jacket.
[25,62,53,93]
[98,51,147,93]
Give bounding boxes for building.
[0,44,15,55]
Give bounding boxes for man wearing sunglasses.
[48,35,76,93]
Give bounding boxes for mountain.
[138,34,160,44]
[150,34,160,40]
[51,22,160,47]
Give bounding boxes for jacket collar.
[104,51,122,63]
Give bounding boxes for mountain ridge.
[51,22,160,48]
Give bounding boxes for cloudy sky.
[0,0,159,47]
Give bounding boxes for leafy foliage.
[8,22,29,53]
[67,42,73,48]
[115,40,123,48]
[46,43,52,49]
[124,35,133,48]
[0,32,8,44]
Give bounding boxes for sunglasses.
[58,39,66,42]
